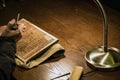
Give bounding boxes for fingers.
[5,19,26,36]
[0,19,26,42]
[0,25,7,31]
[7,19,26,35]
[18,23,26,35]
[0,25,7,35]
[7,19,16,29]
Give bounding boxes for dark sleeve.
[0,37,16,80]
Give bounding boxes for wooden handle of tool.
[69,66,83,80]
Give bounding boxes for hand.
[1,19,26,42]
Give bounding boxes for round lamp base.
[85,46,120,71]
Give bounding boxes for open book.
[16,18,58,63]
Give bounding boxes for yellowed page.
[16,19,58,62]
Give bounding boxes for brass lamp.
[85,0,120,71]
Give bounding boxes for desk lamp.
[85,0,120,71]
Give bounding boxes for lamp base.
[85,46,120,71]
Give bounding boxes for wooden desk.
[0,0,120,80]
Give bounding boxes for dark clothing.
[0,37,16,80]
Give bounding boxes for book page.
[16,19,58,62]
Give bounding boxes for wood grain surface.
[0,0,120,80]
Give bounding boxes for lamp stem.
[85,0,120,71]
[94,0,108,52]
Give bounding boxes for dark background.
[102,0,120,11]
[0,0,120,80]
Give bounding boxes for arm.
[0,37,16,80]
[0,19,26,80]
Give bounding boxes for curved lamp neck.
[94,0,108,52]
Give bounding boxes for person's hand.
[1,19,26,42]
